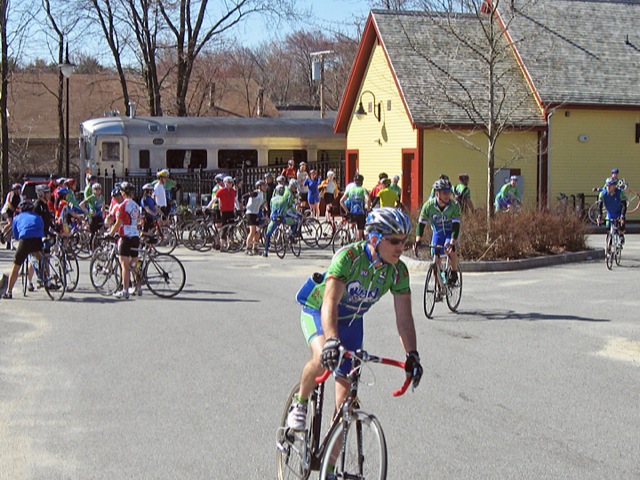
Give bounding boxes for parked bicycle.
[276,349,411,480]
[331,216,358,253]
[415,244,462,318]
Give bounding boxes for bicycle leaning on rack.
[415,244,463,319]
[603,218,624,270]
[276,349,412,480]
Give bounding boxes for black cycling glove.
[405,350,423,388]
[321,338,342,371]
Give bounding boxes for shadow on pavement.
[434,309,610,323]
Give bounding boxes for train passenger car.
[80,115,346,176]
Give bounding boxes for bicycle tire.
[274,227,287,259]
[21,259,29,297]
[144,254,186,298]
[316,221,334,249]
[331,226,350,254]
[154,225,177,254]
[276,383,314,480]
[90,250,121,295]
[64,252,80,292]
[445,266,463,312]
[319,410,387,480]
[605,234,614,270]
[614,236,622,266]
[43,255,66,301]
[291,230,302,257]
[587,201,600,225]
[423,265,437,318]
[300,218,319,248]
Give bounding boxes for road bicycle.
[90,235,186,297]
[270,215,302,259]
[415,244,463,319]
[603,218,624,270]
[145,218,178,254]
[19,237,66,301]
[184,210,221,252]
[51,233,80,292]
[276,349,411,480]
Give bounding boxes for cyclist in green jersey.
[287,207,423,431]
[340,173,370,241]
[415,178,462,285]
[454,173,474,212]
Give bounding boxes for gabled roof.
[507,0,640,107]
[335,9,545,133]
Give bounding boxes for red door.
[402,149,420,211]
[346,150,359,186]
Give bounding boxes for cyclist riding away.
[287,207,423,434]
[340,173,370,241]
[415,178,462,285]
[598,176,627,244]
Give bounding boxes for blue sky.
[232,0,371,45]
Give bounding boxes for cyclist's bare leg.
[448,250,459,271]
[297,335,326,401]
[119,255,133,292]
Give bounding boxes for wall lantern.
[354,90,381,122]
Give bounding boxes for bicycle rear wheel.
[299,218,319,248]
[291,230,301,257]
[276,383,314,480]
[154,225,177,254]
[423,265,437,319]
[43,255,66,301]
[144,254,186,298]
[320,410,387,480]
[445,267,463,312]
[587,201,600,225]
[605,234,614,270]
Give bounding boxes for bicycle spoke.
[144,254,186,298]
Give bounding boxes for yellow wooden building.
[335,0,640,218]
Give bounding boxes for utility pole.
[311,50,333,119]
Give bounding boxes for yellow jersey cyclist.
[414,178,462,285]
[597,176,627,244]
[287,207,423,433]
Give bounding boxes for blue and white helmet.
[365,207,412,236]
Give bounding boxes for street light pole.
[311,50,333,119]
[58,46,74,178]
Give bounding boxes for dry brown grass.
[407,208,589,261]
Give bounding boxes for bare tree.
[395,0,543,235]
[157,0,297,116]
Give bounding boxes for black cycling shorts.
[118,236,140,258]
[14,237,43,266]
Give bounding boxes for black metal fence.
[92,159,345,206]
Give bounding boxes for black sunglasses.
[383,236,409,246]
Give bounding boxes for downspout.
[545,108,556,210]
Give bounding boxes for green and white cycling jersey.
[417,197,461,236]
[270,187,296,218]
[300,241,410,322]
[211,184,221,210]
[344,184,368,214]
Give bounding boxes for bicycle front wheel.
[605,234,614,270]
[64,253,80,292]
[316,221,334,249]
[43,255,66,301]
[614,237,622,266]
[144,254,186,298]
[423,265,437,319]
[90,251,121,295]
[291,231,301,257]
[320,410,387,480]
[445,267,463,312]
[331,226,350,254]
[153,225,177,254]
[274,227,287,259]
[276,383,314,480]
[300,218,319,248]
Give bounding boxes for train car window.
[268,149,307,166]
[139,150,150,169]
[218,150,257,169]
[101,141,121,162]
[167,149,208,169]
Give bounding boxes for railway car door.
[97,136,128,176]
